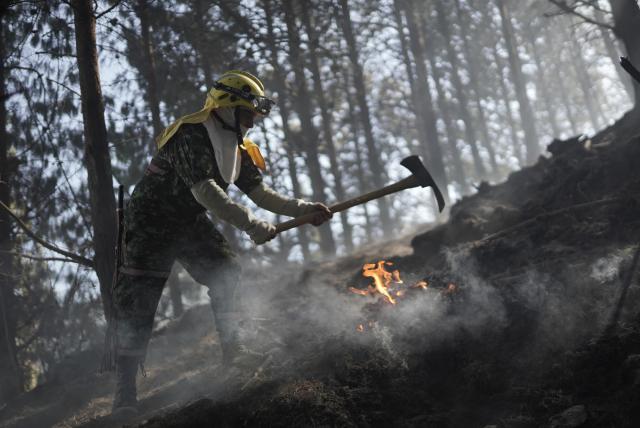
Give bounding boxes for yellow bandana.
[155,90,266,171]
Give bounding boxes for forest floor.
[2,110,640,428]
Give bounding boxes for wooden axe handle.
[275,176,418,234]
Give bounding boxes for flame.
[361,261,402,304]
[349,261,430,306]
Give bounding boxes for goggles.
[213,81,275,115]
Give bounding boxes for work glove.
[300,202,333,226]
[246,220,277,245]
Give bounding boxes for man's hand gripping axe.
[275,155,445,234]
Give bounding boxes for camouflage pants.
[113,212,241,358]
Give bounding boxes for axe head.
[400,155,446,212]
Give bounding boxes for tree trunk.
[136,0,162,147]
[263,0,311,261]
[394,0,466,194]
[492,44,523,164]
[478,2,523,165]
[543,23,579,134]
[402,0,450,204]
[342,66,373,243]
[300,2,353,253]
[495,0,540,164]
[525,23,562,138]
[565,22,605,128]
[392,1,429,170]
[134,0,183,316]
[72,0,117,319]
[433,0,486,182]
[453,0,498,174]
[594,7,634,102]
[338,0,393,235]
[282,0,336,256]
[193,0,214,89]
[609,0,640,109]
[0,6,23,401]
[420,23,467,192]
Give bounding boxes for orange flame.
[349,261,429,309]
[361,261,402,305]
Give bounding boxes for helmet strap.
[212,109,244,148]
[233,107,244,147]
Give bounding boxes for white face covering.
[202,107,249,184]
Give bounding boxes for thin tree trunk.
[300,3,353,253]
[402,0,449,204]
[282,0,336,256]
[136,0,162,147]
[493,44,523,164]
[543,23,579,134]
[0,6,23,400]
[609,0,640,109]
[193,0,214,89]
[525,24,562,137]
[263,0,311,261]
[342,66,373,243]
[594,7,634,101]
[496,0,540,164]
[421,26,467,193]
[392,0,418,116]
[134,0,183,316]
[338,0,393,235]
[453,0,498,174]
[565,22,605,128]
[392,1,429,170]
[394,0,466,193]
[72,0,117,320]
[478,2,523,165]
[433,0,486,182]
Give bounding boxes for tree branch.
[547,0,614,30]
[95,0,123,20]
[0,250,85,265]
[0,201,94,268]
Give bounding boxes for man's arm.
[234,148,332,225]
[246,182,316,217]
[246,182,333,226]
[191,179,275,244]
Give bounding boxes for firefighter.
[110,70,331,417]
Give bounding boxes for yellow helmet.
[210,70,275,116]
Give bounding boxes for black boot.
[111,355,139,419]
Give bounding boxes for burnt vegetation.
[1,0,640,427]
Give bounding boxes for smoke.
[590,251,625,283]
[134,240,628,423]
[231,242,624,377]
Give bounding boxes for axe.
[275,155,445,234]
